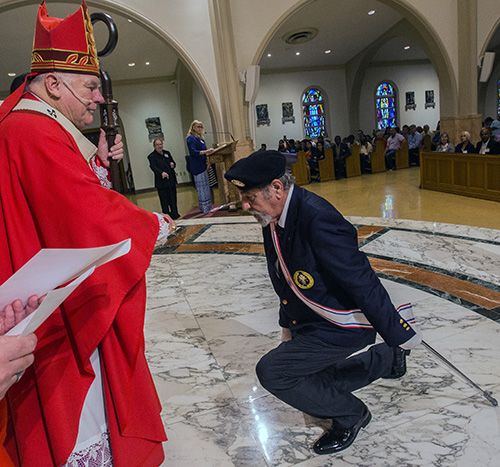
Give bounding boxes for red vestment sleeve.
[0,102,166,466]
[0,400,14,467]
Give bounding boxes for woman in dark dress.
[454,131,475,153]
[148,138,179,218]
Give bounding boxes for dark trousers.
[334,159,346,179]
[157,186,179,217]
[409,148,420,166]
[385,150,396,170]
[256,334,393,427]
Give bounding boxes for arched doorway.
[250,0,456,147]
[0,0,221,191]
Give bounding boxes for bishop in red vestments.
[0,2,168,465]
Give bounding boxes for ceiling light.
[8,72,16,77]
[404,45,411,50]
[128,19,133,23]
[145,61,150,65]
[325,50,331,54]
[128,62,136,67]
[368,10,376,15]
[267,53,271,57]
[296,52,300,56]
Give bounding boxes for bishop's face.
[58,74,104,130]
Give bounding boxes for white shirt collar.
[278,184,294,228]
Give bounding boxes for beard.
[248,209,273,227]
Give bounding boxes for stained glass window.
[302,88,326,137]
[375,82,397,129]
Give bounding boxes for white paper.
[0,239,131,310]
[6,267,95,337]
[0,238,131,336]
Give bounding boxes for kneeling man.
[225,151,420,455]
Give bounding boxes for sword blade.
[181,200,241,220]
[422,340,498,407]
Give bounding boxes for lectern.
[208,141,239,205]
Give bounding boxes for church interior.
[1,1,499,465]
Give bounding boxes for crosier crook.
[90,12,122,193]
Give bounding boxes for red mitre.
[31,1,99,76]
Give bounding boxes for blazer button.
[292,320,297,325]
[282,299,288,305]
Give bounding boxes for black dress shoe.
[313,406,372,455]
[383,347,410,379]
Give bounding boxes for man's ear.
[44,73,63,99]
[270,179,284,198]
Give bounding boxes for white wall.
[477,0,500,55]
[112,0,221,110]
[483,62,500,119]
[253,68,349,149]
[230,0,300,69]
[359,62,440,132]
[113,79,190,190]
[192,83,215,149]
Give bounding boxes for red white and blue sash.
[270,223,417,330]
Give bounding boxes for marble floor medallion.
[146,216,500,466]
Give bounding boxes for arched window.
[375,82,397,129]
[302,87,327,137]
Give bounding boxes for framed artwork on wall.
[256,104,271,126]
[405,91,416,111]
[282,102,295,124]
[425,90,435,109]
[145,117,164,141]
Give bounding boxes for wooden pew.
[395,138,409,169]
[318,147,335,181]
[346,144,362,177]
[291,151,310,185]
[420,150,500,202]
[421,134,432,151]
[370,140,386,173]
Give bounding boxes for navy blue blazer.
[262,186,416,349]
[186,135,208,175]
[474,139,500,155]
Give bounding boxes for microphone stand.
[204,131,236,142]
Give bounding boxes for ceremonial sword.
[422,340,498,407]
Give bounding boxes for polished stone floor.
[137,170,500,466]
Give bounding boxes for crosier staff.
[90,12,122,193]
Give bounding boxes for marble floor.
[141,174,500,466]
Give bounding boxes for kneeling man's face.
[241,186,282,227]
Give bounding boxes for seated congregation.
[271,120,500,185]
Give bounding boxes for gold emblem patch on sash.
[293,270,314,289]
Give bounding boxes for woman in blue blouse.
[186,120,215,214]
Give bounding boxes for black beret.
[225,150,286,191]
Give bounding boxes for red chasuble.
[0,89,166,466]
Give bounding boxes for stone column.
[208,0,253,161]
[442,0,483,143]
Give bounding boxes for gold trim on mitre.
[31,1,100,77]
